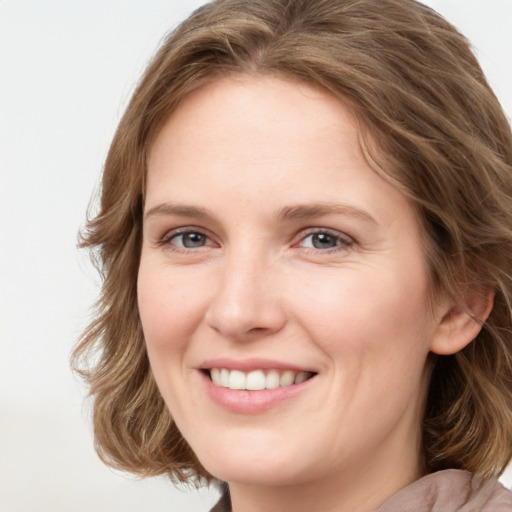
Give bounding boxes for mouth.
[205,368,317,391]
[199,361,318,413]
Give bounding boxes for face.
[138,76,443,492]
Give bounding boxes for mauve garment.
[209,470,512,511]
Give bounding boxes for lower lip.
[200,371,315,414]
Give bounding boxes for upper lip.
[199,357,317,373]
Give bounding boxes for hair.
[73,0,512,484]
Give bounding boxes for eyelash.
[158,228,216,253]
[297,228,353,253]
[157,227,353,254]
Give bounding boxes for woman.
[73,0,512,510]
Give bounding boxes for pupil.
[183,233,205,248]
[313,233,336,249]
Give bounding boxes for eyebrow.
[144,201,377,225]
[278,202,377,224]
[144,203,214,221]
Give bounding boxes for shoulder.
[377,469,512,512]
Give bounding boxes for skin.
[138,75,485,512]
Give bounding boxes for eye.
[163,230,212,249]
[298,230,352,251]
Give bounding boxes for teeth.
[280,370,295,387]
[220,368,230,387]
[266,369,280,389]
[229,370,246,390]
[209,368,313,390]
[294,371,309,384]
[211,368,221,383]
[246,370,266,390]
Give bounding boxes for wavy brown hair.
[73,0,512,483]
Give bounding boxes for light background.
[1,1,511,511]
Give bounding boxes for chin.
[192,431,312,486]
[204,458,306,487]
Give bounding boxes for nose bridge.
[205,241,285,339]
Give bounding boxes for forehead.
[145,75,414,228]
[148,75,362,183]
[151,74,360,143]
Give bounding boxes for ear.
[429,287,495,356]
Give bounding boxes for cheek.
[137,263,205,414]
[291,262,433,370]
[137,262,205,353]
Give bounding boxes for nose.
[204,249,287,341]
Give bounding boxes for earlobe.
[429,288,495,356]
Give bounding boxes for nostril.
[248,327,266,333]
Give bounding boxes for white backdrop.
[1,1,511,511]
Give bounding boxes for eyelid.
[294,227,354,251]
[154,225,353,254]
[158,226,217,249]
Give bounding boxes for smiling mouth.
[206,368,316,391]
